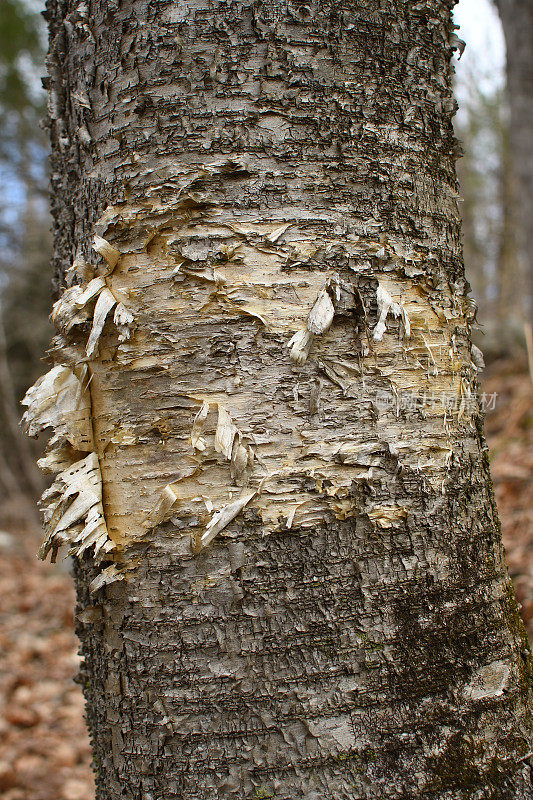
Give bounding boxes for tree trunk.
[27,1,532,797]
[497,124,521,329]
[495,0,533,322]
[0,309,44,500]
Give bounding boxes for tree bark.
[29,0,532,797]
[495,0,533,322]
[497,125,521,329]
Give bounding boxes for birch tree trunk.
[26,0,533,798]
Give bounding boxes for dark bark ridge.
[40,0,533,798]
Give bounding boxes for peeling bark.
[32,0,533,797]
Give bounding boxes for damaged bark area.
[21,364,113,572]
[21,240,133,590]
[36,0,533,798]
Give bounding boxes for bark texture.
[34,0,533,797]
[495,0,533,321]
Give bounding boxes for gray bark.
[495,0,533,321]
[34,0,533,798]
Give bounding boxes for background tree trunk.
[497,126,521,328]
[495,0,533,322]
[33,0,533,797]
[0,309,44,500]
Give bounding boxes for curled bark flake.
[307,286,335,335]
[37,446,79,475]
[265,223,292,243]
[285,500,310,529]
[230,440,253,481]
[67,256,94,285]
[75,275,107,303]
[449,32,466,60]
[86,288,117,357]
[458,378,474,421]
[145,485,181,529]
[38,452,112,563]
[287,276,361,364]
[89,563,126,594]
[21,364,93,452]
[191,401,210,451]
[214,405,239,460]
[141,465,201,530]
[92,234,121,271]
[287,328,314,364]
[373,284,401,341]
[22,366,116,582]
[52,271,134,354]
[195,490,256,552]
[51,276,106,333]
[400,304,411,339]
[195,402,255,481]
[113,303,134,342]
[471,344,485,372]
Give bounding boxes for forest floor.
[0,358,532,800]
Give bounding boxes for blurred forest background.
[0,1,532,798]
